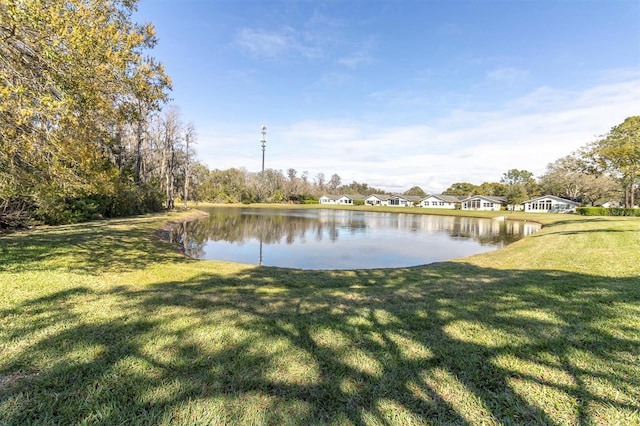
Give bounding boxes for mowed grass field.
[0,206,638,425]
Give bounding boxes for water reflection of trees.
[170,209,541,259]
[170,210,332,258]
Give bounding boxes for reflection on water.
[169,207,540,269]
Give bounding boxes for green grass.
[0,208,639,425]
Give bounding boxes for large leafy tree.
[539,155,587,199]
[586,116,640,208]
[443,182,478,196]
[0,0,170,225]
[476,182,506,197]
[539,154,619,204]
[404,186,426,197]
[500,169,538,207]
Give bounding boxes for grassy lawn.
[0,207,638,425]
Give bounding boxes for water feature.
[169,207,540,269]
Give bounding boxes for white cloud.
[195,70,639,193]
[317,72,352,87]
[338,39,374,69]
[487,67,530,84]
[369,90,430,106]
[234,27,321,59]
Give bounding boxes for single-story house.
[419,194,462,209]
[461,195,507,211]
[523,195,578,213]
[388,194,421,207]
[365,194,391,206]
[319,194,359,205]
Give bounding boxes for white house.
[319,194,358,205]
[388,194,421,207]
[319,194,338,204]
[420,194,461,209]
[461,195,506,211]
[365,194,391,206]
[523,195,578,213]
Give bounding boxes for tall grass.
[1,209,638,425]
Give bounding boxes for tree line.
[184,167,387,205]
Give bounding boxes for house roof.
[347,194,366,200]
[389,194,421,202]
[462,195,507,203]
[322,194,366,200]
[421,194,462,203]
[366,194,391,201]
[523,195,578,204]
[321,194,342,200]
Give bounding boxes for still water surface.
[170,207,540,269]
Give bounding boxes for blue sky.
[135,0,640,193]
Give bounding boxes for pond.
[169,207,540,270]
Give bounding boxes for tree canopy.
[500,169,539,207]
[443,182,478,196]
[404,186,426,197]
[586,116,640,208]
[539,154,619,205]
[1,0,172,226]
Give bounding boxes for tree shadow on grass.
[0,216,192,275]
[1,263,638,425]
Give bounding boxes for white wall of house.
[319,196,336,204]
[420,196,456,209]
[365,195,389,206]
[524,196,577,213]
[462,197,502,211]
[388,196,414,207]
[320,195,355,205]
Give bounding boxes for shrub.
[34,193,106,225]
[576,207,608,216]
[576,207,640,217]
[104,181,165,218]
[608,208,640,217]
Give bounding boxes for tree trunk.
[135,119,143,184]
[183,133,190,208]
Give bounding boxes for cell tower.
[260,125,267,173]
